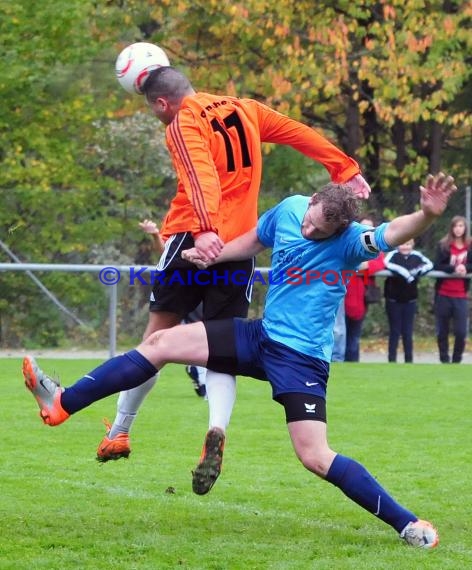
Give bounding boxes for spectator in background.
[139,218,166,253]
[138,219,207,396]
[434,215,472,363]
[344,217,385,361]
[383,239,433,363]
[97,218,208,462]
[331,299,346,362]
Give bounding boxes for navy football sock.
[60,350,158,414]
[326,454,416,533]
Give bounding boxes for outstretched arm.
[256,102,371,198]
[384,173,457,247]
[183,228,265,267]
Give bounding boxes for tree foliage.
[140,0,471,211]
[0,0,172,345]
[0,0,470,346]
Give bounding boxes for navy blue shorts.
[205,318,329,402]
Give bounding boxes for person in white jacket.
[383,239,433,362]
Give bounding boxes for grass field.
[1,358,471,569]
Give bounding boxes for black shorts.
[149,232,255,320]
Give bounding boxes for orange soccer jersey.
[160,92,360,243]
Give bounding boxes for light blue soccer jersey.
[257,195,391,362]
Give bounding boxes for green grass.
[1,358,471,569]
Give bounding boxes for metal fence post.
[466,185,471,239]
[109,283,117,358]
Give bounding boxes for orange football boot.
[96,419,131,463]
[22,356,69,426]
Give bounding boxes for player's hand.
[455,263,467,276]
[194,231,224,262]
[346,174,371,199]
[420,172,457,218]
[139,219,159,235]
[181,248,209,269]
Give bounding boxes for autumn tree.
[0,0,174,346]
[1,0,470,346]
[129,0,471,214]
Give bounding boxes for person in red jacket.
[433,215,472,363]
[344,217,385,361]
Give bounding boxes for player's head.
[398,239,414,255]
[143,67,195,125]
[441,215,469,247]
[302,183,359,241]
[450,215,467,239]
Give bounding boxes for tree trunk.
[360,81,382,205]
[429,121,443,173]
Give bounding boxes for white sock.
[108,374,158,438]
[205,370,236,432]
[196,366,207,385]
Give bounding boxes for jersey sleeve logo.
[360,231,380,253]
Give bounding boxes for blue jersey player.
[22,172,456,549]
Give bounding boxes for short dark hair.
[310,183,359,230]
[143,67,193,104]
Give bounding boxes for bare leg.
[287,420,419,534]
[288,420,336,476]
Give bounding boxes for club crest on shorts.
[304,403,317,414]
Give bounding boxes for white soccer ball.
[115,42,170,95]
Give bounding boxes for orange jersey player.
[145,67,370,262]
[160,92,364,244]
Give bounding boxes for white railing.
[0,263,457,357]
